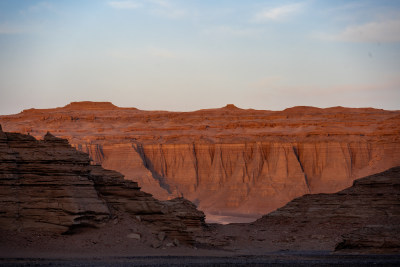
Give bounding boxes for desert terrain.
[1,102,399,223]
[0,125,399,265]
[1,0,399,265]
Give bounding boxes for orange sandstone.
[1,102,399,223]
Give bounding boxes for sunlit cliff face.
[1,102,400,223]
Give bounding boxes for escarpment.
[1,102,399,222]
[0,126,205,244]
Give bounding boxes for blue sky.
[0,0,400,114]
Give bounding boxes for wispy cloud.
[146,0,170,8]
[33,2,52,10]
[17,2,55,15]
[1,2,56,35]
[150,7,186,19]
[203,25,262,37]
[108,1,142,9]
[316,19,400,43]
[253,3,303,22]
[148,0,187,19]
[107,0,186,18]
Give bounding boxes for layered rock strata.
[260,166,400,251]
[0,125,205,244]
[205,166,400,252]
[1,102,399,222]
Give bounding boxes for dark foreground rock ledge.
[201,166,400,253]
[0,125,205,245]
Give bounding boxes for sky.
[0,0,400,114]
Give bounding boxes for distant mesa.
[215,104,243,112]
[223,104,240,110]
[20,101,121,114]
[283,106,322,114]
[196,104,243,113]
[17,102,381,115]
[325,106,384,113]
[283,105,381,114]
[64,101,118,110]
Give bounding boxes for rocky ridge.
[205,166,400,252]
[1,102,399,222]
[0,125,205,245]
[0,125,399,254]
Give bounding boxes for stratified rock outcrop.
[0,124,398,253]
[253,166,400,251]
[201,166,400,253]
[0,129,109,233]
[0,125,205,244]
[1,102,399,222]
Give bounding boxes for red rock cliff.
[1,102,399,222]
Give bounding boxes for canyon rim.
[1,102,399,223]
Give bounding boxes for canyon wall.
[78,140,400,222]
[1,102,399,222]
